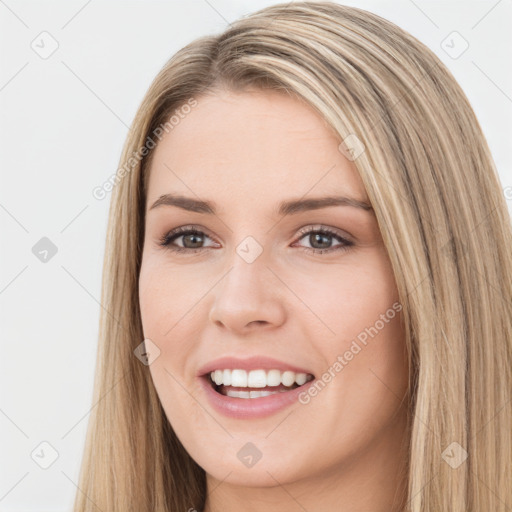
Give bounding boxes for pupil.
[311,233,331,249]
[184,233,203,248]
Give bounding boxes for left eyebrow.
[277,196,373,215]
[148,193,373,215]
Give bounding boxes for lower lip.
[198,376,315,419]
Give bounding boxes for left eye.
[294,228,354,253]
[157,225,354,255]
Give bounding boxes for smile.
[197,356,316,418]
[209,369,314,398]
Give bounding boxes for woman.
[73,2,512,511]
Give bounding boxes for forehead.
[146,89,368,212]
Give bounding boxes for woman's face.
[139,88,409,490]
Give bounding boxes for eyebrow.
[148,193,373,216]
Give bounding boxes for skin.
[138,88,411,512]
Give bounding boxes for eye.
[157,224,354,255]
[157,225,218,254]
[292,225,354,255]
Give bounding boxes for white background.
[1,1,511,510]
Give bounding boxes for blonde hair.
[74,2,512,511]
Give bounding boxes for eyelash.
[157,224,354,256]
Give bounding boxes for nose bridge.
[229,246,267,288]
[221,230,269,291]
[218,245,270,306]
[208,244,286,331]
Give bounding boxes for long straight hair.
[73,2,512,510]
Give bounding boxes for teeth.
[226,389,290,399]
[267,369,281,387]
[222,369,231,386]
[248,369,266,387]
[209,369,313,388]
[231,369,247,387]
[281,371,295,387]
[295,373,308,385]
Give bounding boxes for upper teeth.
[210,369,312,388]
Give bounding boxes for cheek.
[138,262,193,398]
[139,258,205,338]
[138,257,219,405]
[290,251,408,399]
[139,263,204,421]
[284,251,400,344]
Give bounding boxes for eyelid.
[294,224,353,242]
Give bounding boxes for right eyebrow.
[149,193,215,214]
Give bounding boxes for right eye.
[158,226,219,254]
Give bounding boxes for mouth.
[204,369,315,399]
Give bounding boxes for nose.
[208,256,286,333]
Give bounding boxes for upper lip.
[197,356,315,377]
